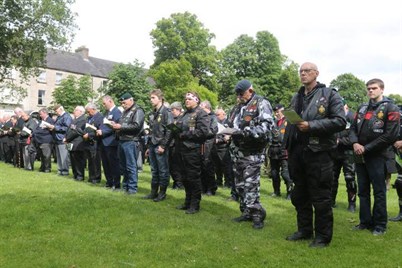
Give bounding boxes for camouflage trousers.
[233,152,265,221]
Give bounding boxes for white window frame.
[38,89,46,105]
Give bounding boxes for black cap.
[273,104,284,111]
[234,80,252,94]
[119,93,132,101]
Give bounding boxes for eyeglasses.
[366,87,379,91]
[299,69,316,74]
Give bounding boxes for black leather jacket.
[148,105,173,149]
[285,83,347,153]
[117,104,145,141]
[176,105,209,150]
[349,97,400,157]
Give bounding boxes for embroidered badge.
[244,115,252,122]
[377,110,384,120]
[372,120,384,129]
[318,105,325,115]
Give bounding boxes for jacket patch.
[388,111,400,121]
[372,120,384,129]
[364,111,373,120]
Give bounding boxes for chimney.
[75,46,89,60]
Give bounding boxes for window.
[38,90,45,105]
[55,72,63,85]
[37,71,47,83]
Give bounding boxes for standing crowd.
[0,61,401,248]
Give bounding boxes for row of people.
[1,61,401,249]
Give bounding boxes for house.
[0,47,118,114]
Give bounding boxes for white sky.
[71,0,402,95]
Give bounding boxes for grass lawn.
[0,161,401,268]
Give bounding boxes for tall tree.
[219,31,284,106]
[276,59,300,107]
[387,94,402,106]
[149,58,218,107]
[329,73,367,111]
[0,0,77,103]
[51,75,94,113]
[0,0,77,81]
[150,12,220,93]
[105,61,153,112]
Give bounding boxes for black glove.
[231,130,244,140]
[179,131,190,140]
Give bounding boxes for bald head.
[299,62,319,91]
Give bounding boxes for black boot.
[177,192,191,210]
[232,214,252,222]
[252,208,266,229]
[153,185,167,202]
[347,202,356,213]
[143,183,158,199]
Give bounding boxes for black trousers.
[212,146,234,187]
[288,145,334,243]
[356,155,387,230]
[270,158,291,194]
[85,148,102,182]
[70,150,86,179]
[169,146,183,187]
[100,145,120,187]
[332,152,356,204]
[200,140,216,193]
[178,146,202,209]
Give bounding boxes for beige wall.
[1,69,108,113]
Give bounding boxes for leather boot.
[252,208,266,229]
[143,183,158,199]
[177,192,191,210]
[153,185,167,202]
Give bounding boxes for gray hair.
[38,108,49,114]
[74,106,85,113]
[200,100,212,110]
[85,103,98,110]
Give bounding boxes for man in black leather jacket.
[112,93,145,195]
[284,62,346,248]
[143,89,173,202]
[331,101,357,212]
[350,78,400,235]
[175,91,209,214]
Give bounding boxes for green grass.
[0,161,401,268]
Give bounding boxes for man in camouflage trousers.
[229,79,274,229]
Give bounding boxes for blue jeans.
[119,140,138,193]
[148,144,170,187]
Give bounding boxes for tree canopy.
[104,61,153,112]
[51,75,94,113]
[219,31,297,107]
[150,12,220,101]
[0,0,77,81]
[329,73,367,111]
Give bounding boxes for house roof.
[45,48,118,78]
